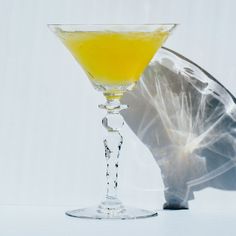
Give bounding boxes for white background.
[0,0,236,212]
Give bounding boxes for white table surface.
[0,205,235,236]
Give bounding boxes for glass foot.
[66,206,158,220]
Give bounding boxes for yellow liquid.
[58,30,169,87]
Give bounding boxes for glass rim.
[48,23,179,26]
[48,23,178,33]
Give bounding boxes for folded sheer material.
[122,47,236,209]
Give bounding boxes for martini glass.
[49,24,176,219]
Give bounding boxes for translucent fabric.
[122,47,236,209]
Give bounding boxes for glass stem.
[98,98,127,213]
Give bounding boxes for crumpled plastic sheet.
[122,47,236,209]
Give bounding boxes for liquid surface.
[57,30,169,87]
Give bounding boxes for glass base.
[66,205,158,220]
